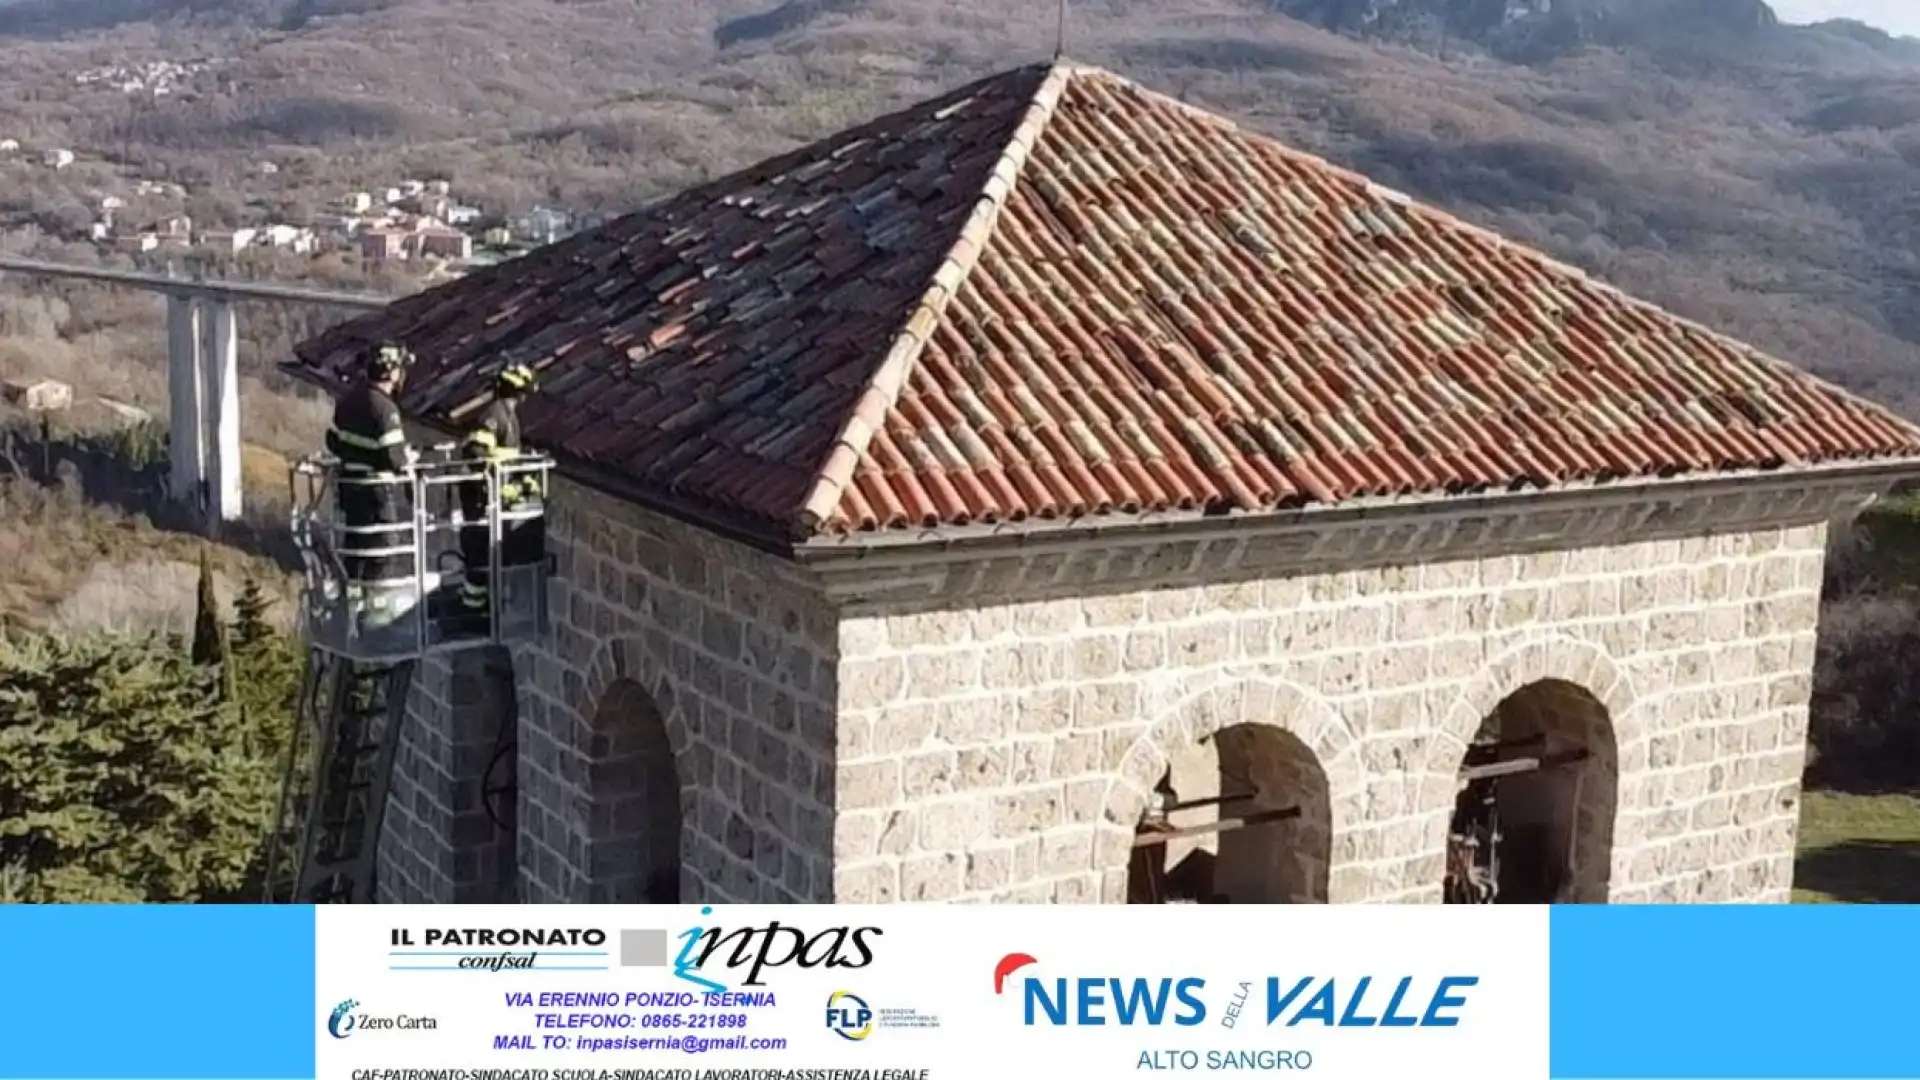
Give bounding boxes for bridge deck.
[0,255,394,310]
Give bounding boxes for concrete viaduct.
[0,254,392,526]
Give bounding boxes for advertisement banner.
[0,905,1914,1080]
[314,905,1547,1080]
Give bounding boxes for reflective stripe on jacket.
[460,400,537,515]
[327,384,410,475]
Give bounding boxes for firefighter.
[456,362,542,619]
[326,342,417,624]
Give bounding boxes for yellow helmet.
[497,363,536,394]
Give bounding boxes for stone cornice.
[790,461,1918,611]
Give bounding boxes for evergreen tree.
[190,548,227,671]
[221,632,240,705]
[227,578,305,763]
[0,861,27,904]
[0,632,283,902]
[232,578,274,652]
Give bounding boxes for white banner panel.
[315,905,1548,1080]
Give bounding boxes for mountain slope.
[3,0,1920,415]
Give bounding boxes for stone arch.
[1421,636,1640,903]
[1099,671,1364,903]
[572,635,698,903]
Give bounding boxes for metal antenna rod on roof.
[1053,0,1068,59]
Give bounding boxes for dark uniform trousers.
[458,400,544,609]
[327,384,415,586]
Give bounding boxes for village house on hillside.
[289,61,1920,907]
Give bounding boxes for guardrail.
[0,254,395,310]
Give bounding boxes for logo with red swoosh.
[993,952,1038,994]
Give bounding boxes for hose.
[480,706,516,832]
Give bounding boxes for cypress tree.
[189,548,232,702]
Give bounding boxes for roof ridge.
[791,61,1079,535]
[1081,68,1920,438]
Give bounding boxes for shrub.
[1811,589,1920,790]
[0,631,291,902]
[1809,509,1920,790]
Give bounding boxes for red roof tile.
[291,61,1920,543]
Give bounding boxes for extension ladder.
[262,649,418,903]
[268,449,557,904]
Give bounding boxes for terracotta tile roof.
[291,60,1920,543]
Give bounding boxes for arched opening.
[583,677,683,903]
[1446,679,1618,904]
[1129,724,1332,903]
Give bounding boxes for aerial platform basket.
[287,449,556,660]
[262,447,555,904]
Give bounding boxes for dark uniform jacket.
[459,399,536,518]
[327,384,409,474]
[327,383,413,582]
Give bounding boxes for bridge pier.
[2,255,391,529]
[165,295,241,526]
[165,296,205,507]
[201,299,241,523]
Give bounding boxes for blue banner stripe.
[3,905,1916,1079]
[1550,906,1920,1079]
[0,905,314,1079]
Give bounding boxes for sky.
[1770,0,1920,36]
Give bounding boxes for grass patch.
[1793,791,1920,904]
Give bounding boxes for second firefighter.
[457,363,544,620]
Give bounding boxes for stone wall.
[508,478,843,904]
[374,419,520,904]
[376,647,516,903]
[376,467,1893,907]
[829,516,1835,905]
[372,476,846,907]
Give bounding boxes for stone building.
[290,61,1920,906]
